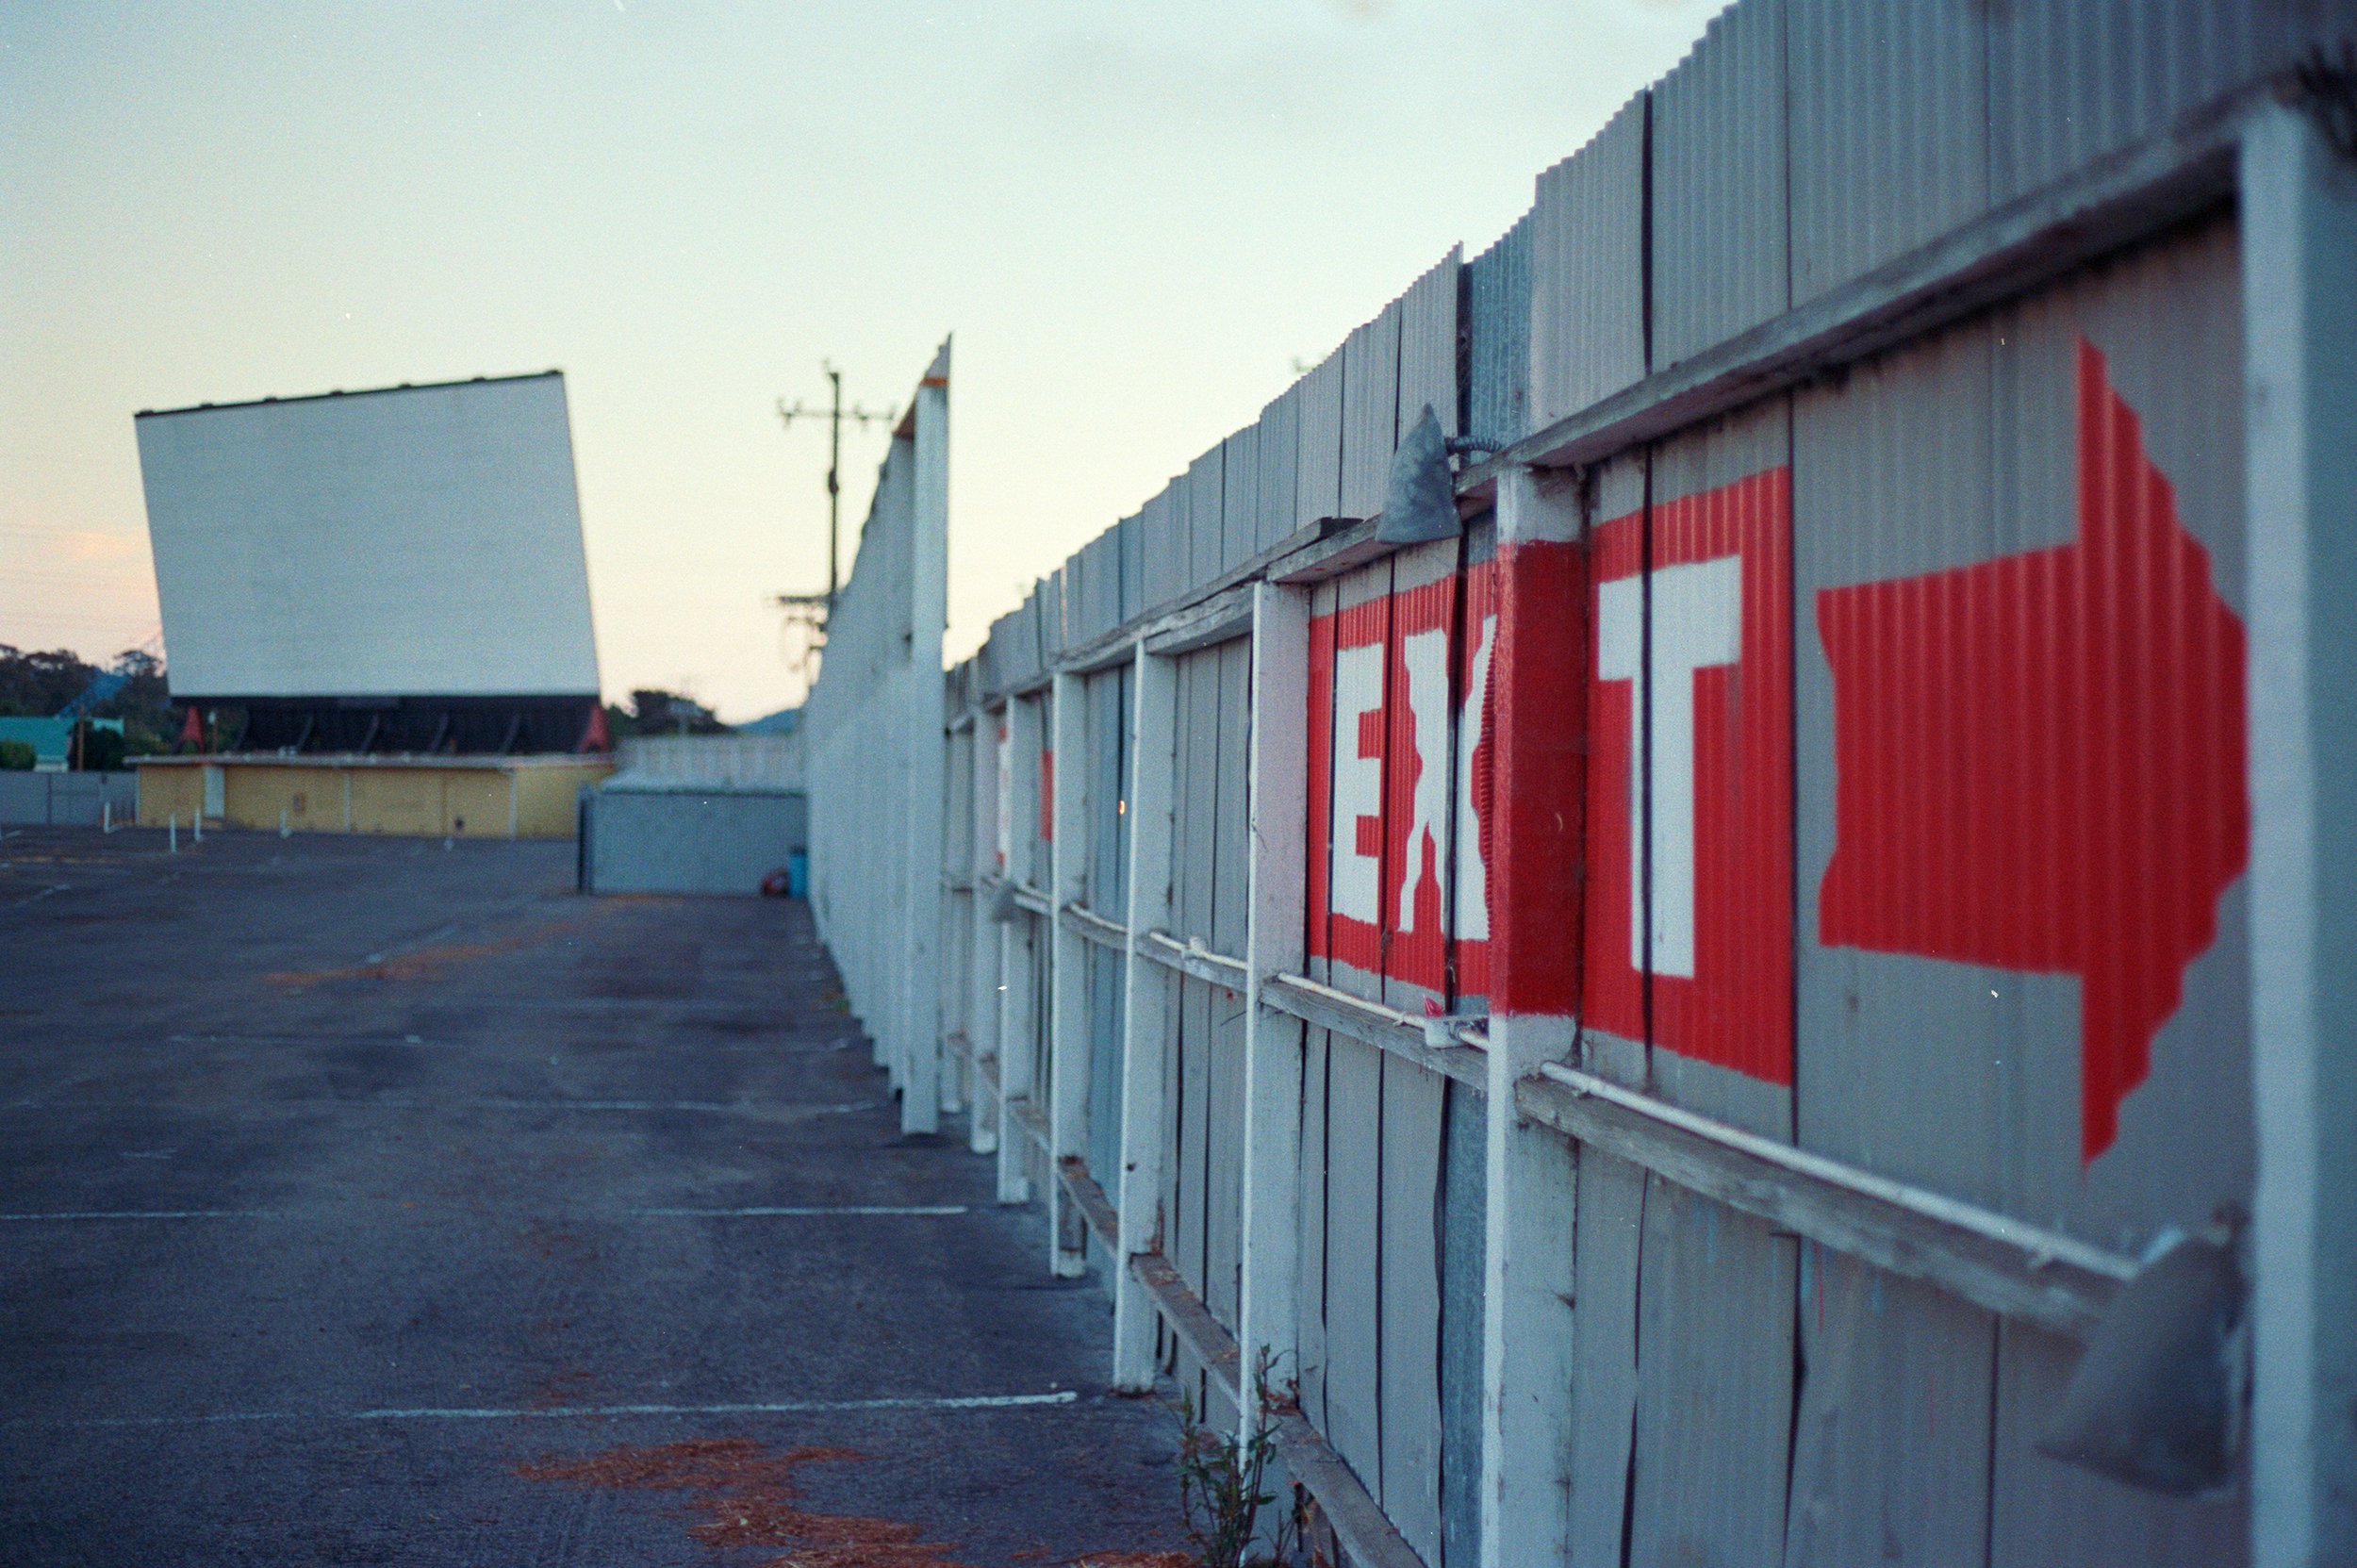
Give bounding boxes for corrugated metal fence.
[802,8,2357,1563]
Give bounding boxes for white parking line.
[0,1210,270,1222]
[1,1202,968,1223]
[629,1204,969,1217]
[4,1098,882,1118]
[27,1390,1081,1428]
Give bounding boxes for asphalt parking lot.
[0,825,1183,1567]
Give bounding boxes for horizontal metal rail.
[1009,883,1052,917]
[1007,1095,1050,1151]
[1058,902,1129,952]
[1269,1409,1427,1568]
[1135,930,1249,991]
[1130,1247,1243,1396]
[1055,1156,1120,1250]
[942,1028,970,1061]
[1258,972,1488,1093]
[1522,1062,2136,1338]
[1050,1158,1426,1568]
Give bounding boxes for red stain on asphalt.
[518,1438,972,1567]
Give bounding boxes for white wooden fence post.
[1480,464,1584,1568]
[997,692,1043,1202]
[1048,670,1094,1276]
[1114,640,1178,1392]
[897,346,950,1136]
[970,708,1002,1156]
[2241,103,2357,1568]
[939,714,968,1121]
[1238,581,1310,1430]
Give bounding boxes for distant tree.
[77,727,127,772]
[0,645,96,718]
[615,688,729,738]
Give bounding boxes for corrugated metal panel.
[1141,485,1188,611]
[1116,512,1144,624]
[1296,1023,1331,1432]
[1076,530,1109,642]
[1465,214,1533,447]
[1792,221,2253,1560]
[1435,1078,1486,1568]
[1643,400,1793,1139]
[1580,452,1647,1088]
[1650,0,1789,370]
[1598,404,1799,1568]
[1626,1178,1795,1568]
[1784,1246,1996,1567]
[1339,302,1401,520]
[1396,247,1461,441]
[1987,0,2337,206]
[1186,443,1226,590]
[1383,537,1458,1015]
[1530,97,1646,428]
[1306,578,1340,988]
[1064,545,1094,650]
[1379,1056,1445,1565]
[1321,1029,1383,1489]
[1204,641,1252,1343]
[978,615,1010,701]
[1322,559,1393,1000]
[1566,1149,1643,1566]
[1794,315,2016,1210]
[1220,423,1261,572]
[1788,0,1987,305]
[1452,520,1499,1010]
[1015,590,1043,685]
[1802,218,2251,1246]
[1047,566,1071,660]
[1296,346,1346,528]
[1174,646,1226,1348]
[1096,527,1123,637]
[1254,387,1302,555]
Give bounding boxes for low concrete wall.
[0,771,139,827]
[581,786,807,896]
[615,734,801,791]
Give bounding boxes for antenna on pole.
[777,362,896,620]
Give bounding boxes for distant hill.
[737,706,800,736]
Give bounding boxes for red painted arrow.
[1818,339,2248,1163]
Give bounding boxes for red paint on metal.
[1454,555,1499,1000]
[1583,508,1645,1042]
[1040,749,1054,844]
[1586,469,1794,1084]
[1492,537,1587,1019]
[1817,338,2249,1162]
[1326,596,1390,979]
[1384,575,1457,993]
[1654,469,1794,1084]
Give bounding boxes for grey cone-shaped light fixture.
[1376,404,1460,546]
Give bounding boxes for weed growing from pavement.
[1171,1348,1302,1568]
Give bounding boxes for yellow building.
[135,754,612,839]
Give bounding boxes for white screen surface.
[136,373,601,699]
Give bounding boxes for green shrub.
[78,727,126,772]
[0,739,34,771]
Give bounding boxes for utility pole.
[777,363,895,618]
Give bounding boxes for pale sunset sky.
[3,1,1721,721]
